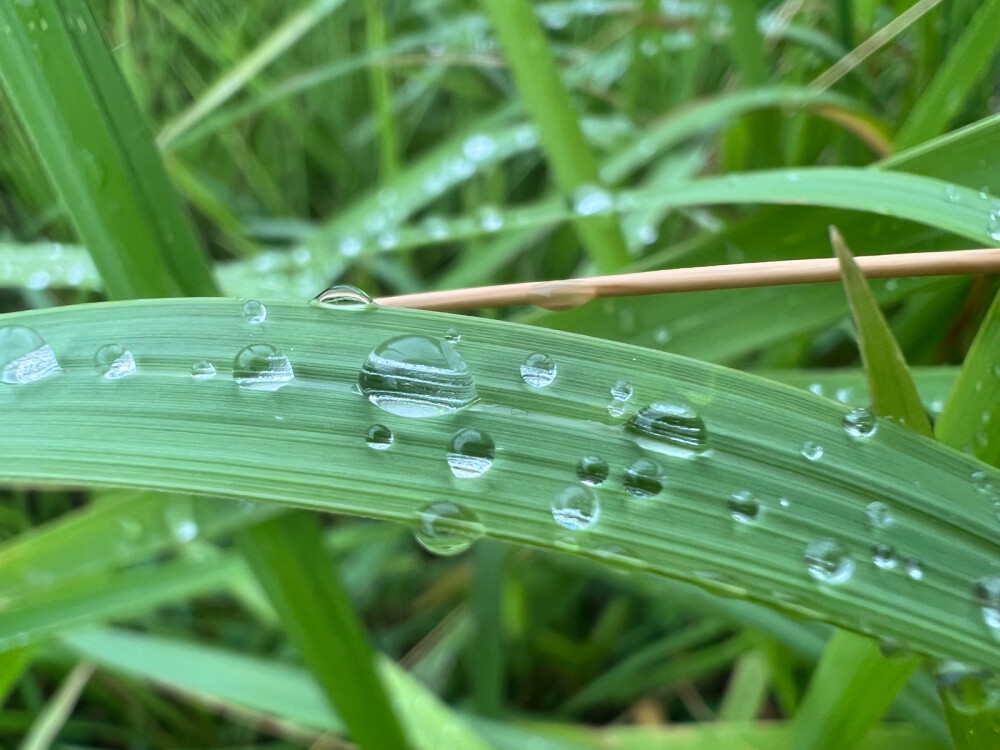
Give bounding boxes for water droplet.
[0,326,60,384]
[801,441,823,461]
[804,538,854,583]
[312,285,374,309]
[414,501,483,556]
[622,457,664,498]
[974,575,1000,635]
[627,402,708,457]
[728,491,761,523]
[903,558,923,580]
[164,500,198,543]
[551,485,600,530]
[242,300,266,324]
[339,236,363,257]
[866,501,894,529]
[365,424,393,450]
[359,335,478,417]
[93,344,136,380]
[377,231,400,250]
[572,184,614,216]
[423,215,451,241]
[447,427,495,478]
[607,400,627,418]
[611,380,633,401]
[233,344,295,391]
[477,205,504,233]
[871,543,897,569]
[520,353,557,388]
[989,212,1000,243]
[445,328,461,343]
[190,360,216,379]
[576,456,609,486]
[463,134,497,162]
[944,184,962,204]
[843,407,877,438]
[936,661,1000,715]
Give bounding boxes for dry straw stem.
[377,248,1000,312]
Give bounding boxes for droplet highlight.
[728,491,761,523]
[801,441,823,461]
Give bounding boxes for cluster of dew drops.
[1,287,999,671]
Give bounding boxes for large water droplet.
[414,501,483,556]
[94,343,136,380]
[233,344,295,391]
[974,575,1000,636]
[0,326,60,384]
[728,491,761,523]
[520,353,557,388]
[843,407,877,438]
[551,485,600,530]
[866,501,894,529]
[365,424,393,450]
[576,456,609,486]
[801,441,823,461]
[359,335,478,417]
[447,427,495,478]
[190,360,216,379]
[871,543,897,569]
[572,184,614,216]
[627,402,708,457]
[936,661,1000,715]
[622,457,664,498]
[312,285,374,309]
[242,300,266,324]
[804,538,854,583]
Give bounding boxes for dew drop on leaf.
[359,335,478,417]
[241,299,266,324]
[627,402,708,457]
[622,457,664,498]
[551,485,600,530]
[520,353,557,388]
[447,427,495,478]
[871,543,897,569]
[804,538,854,583]
[865,501,894,529]
[801,441,823,461]
[94,343,136,380]
[190,360,217,379]
[903,557,924,580]
[572,184,614,216]
[936,661,1000,715]
[843,407,877,438]
[0,326,60,384]
[233,344,294,391]
[414,501,483,556]
[312,285,374,309]
[576,456,609,486]
[974,575,1000,636]
[610,379,633,401]
[365,424,393,450]
[728,491,761,523]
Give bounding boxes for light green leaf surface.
[0,299,997,667]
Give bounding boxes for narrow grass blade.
[471,541,506,716]
[1,300,999,667]
[0,0,215,299]
[240,514,410,750]
[718,649,770,721]
[364,0,399,180]
[157,0,348,149]
[479,0,630,272]
[0,646,37,708]
[18,660,95,750]
[895,0,1000,150]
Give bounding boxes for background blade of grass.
[239,514,411,750]
[18,660,94,750]
[0,299,998,668]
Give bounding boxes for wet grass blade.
[479,0,630,272]
[239,514,410,750]
[0,299,998,668]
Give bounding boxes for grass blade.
[18,660,95,750]
[240,514,410,750]
[0,0,215,299]
[479,0,630,272]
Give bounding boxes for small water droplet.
[572,184,614,216]
[423,215,451,240]
[804,538,854,583]
[190,360,216,379]
[233,344,295,391]
[463,134,497,162]
[627,402,708,457]
[365,424,393,450]
[728,491,761,523]
[974,575,1000,636]
[164,500,198,543]
[477,205,504,233]
[611,380,633,401]
[779,498,791,508]
[551,485,600,530]
[576,456,609,486]
[447,427,495,478]
[871,543,897,569]
[936,661,1000,715]
[843,407,877,438]
[94,344,136,380]
[359,335,478,417]
[903,557,923,580]
[866,501,894,529]
[242,300,266,324]
[520,353,556,388]
[989,212,1000,243]
[445,328,461,343]
[312,285,374,309]
[801,441,823,461]
[944,184,962,204]
[339,236,363,257]
[377,231,400,250]
[414,501,483,556]
[622,457,664,498]
[0,326,60,384]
